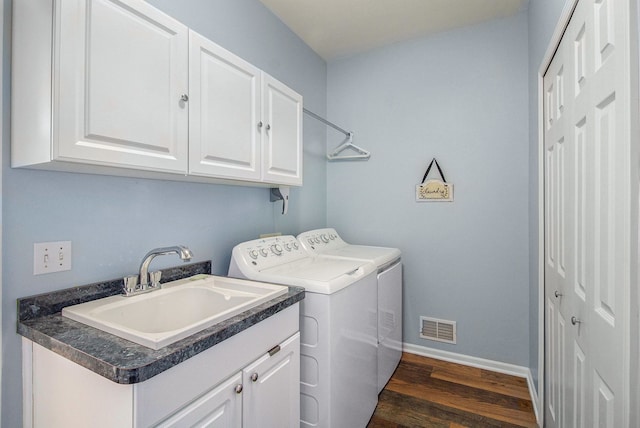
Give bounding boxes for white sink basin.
[62,275,288,350]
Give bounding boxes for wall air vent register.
[420,316,457,344]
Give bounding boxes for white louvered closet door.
[543,0,633,427]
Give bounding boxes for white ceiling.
[258,0,529,61]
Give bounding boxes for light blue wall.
[0,0,577,422]
[1,1,327,426]
[527,0,568,393]
[326,12,530,366]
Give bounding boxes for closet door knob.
[266,124,271,131]
[235,384,243,394]
[571,316,581,326]
[251,373,259,382]
[554,291,563,298]
[258,121,263,129]
[180,94,189,102]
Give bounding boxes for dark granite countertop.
[17,261,304,384]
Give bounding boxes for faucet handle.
[149,270,162,289]
[123,275,139,295]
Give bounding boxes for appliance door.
[326,246,401,268]
[377,261,403,393]
[258,257,374,294]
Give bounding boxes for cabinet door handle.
[571,316,582,326]
[266,124,271,131]
[554,290,562,298]
[251,373,259,382]
[258,121,263,129]
[180,94,189,102]
[235,384,243,394]
[268,344,281,356]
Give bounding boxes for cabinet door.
[261,74,303,186]
[189,30,262,181]
[156,372,242,428]
[242,332,300,428]
[55,0,188,173]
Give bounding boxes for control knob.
[259,248,269,257]
[320,234,329,243]
[314,237,321,243]
[249,249,259,259]
[271,244,283,255]
[292,242,299,250]
[329,234,336,240]
[284,243,291,251]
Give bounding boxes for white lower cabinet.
[23,304,300,428]
[157,372,242,428]
[242,334,300,427]
[157,333,300,428]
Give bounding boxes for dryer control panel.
[297,228,347,255]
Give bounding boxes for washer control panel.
[232,235,305,271]
[297,228,346,254]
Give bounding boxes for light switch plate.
[34,241,71,275]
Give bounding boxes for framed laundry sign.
[416,158,454,202]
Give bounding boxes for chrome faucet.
[123,245,193,296]
[139,245,193,288]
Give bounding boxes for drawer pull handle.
[268,345,281,356]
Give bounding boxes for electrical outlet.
[34,241,71,275]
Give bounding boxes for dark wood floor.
[368,353,538,428]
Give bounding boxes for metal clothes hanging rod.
[303,108,350,137]
[303,108,371,161]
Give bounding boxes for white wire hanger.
[327,132,370,161]
[303,108,371,161]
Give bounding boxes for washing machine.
[297,228,402,393]
[228,235,378,428]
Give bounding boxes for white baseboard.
[402,342,541,427]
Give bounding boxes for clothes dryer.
[297,228,402,393]
[228,235,378,428]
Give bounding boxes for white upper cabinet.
[188,30,262,181]
[261,74,303,186]
[12,0,303,187]
[12,0,189,173]
[189,31,302,186]
[56,0,189,173]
